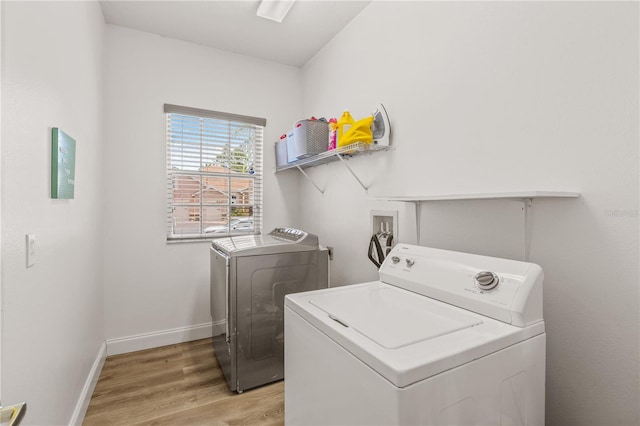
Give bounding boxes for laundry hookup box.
[286,120,329,162]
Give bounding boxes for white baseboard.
[69,341,107,426]
[105,321,222,356]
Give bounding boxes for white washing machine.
[284,244,545,425]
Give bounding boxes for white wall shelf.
[372,191,580,260]
[275,142,390,193]
[373,191,581,202]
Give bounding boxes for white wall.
[299,2,638,425]
[1,2,636,424]
[1,1,105,424]
[103,25,301,350]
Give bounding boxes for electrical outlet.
[26,234,35,268]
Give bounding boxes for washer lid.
[286,281,545,388]
[310,285,482,349]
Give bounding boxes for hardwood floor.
[83,338,284,425]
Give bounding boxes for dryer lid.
[211,228,320,256]
[310,285,482,349]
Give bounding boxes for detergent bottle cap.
[340,110,354,120]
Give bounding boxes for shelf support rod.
[414,201,422,244]
[523,198,533,261]
[336,155,369,190]
[295,165,324,194]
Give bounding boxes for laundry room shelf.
[372,191,580,202]
[372,191,580,260]
[275,142,391,193]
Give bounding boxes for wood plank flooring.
[83,338,284,425]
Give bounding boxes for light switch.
[26,234,35,268]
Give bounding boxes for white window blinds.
[165,104,265,241]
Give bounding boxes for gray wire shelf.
[275,142,390,172]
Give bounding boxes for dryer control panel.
[270,227,307,242]
[379,244,543,327]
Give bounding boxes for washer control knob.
[391,256,401,264]
[474,271,499,290]
[405,258,415,267]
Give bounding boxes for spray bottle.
[328,118,337,150]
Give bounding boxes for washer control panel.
[378,244,543,327]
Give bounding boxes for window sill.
[166,232,260,244]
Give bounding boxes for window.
[165,104,265,241]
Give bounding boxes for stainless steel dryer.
[210,227,329,393]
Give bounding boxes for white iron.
[371,103,391,147]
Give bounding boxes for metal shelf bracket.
[336,154,369,191]
[293,155,371,194]
[277,142,390,194]
[295,165,325,194]
[413,201,422,244]
[522,198,533,261]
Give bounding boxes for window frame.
[164,104,266,242]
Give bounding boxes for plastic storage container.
[286,129,297,163]
[275,137,289,167]
[290,120,329,159]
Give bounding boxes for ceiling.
[99,0,371,67]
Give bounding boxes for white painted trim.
[69,341,107,426]
[0,0,4,405]
[105,322,219,356]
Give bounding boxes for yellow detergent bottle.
[341,116,374,146]
[337,110,355,148]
